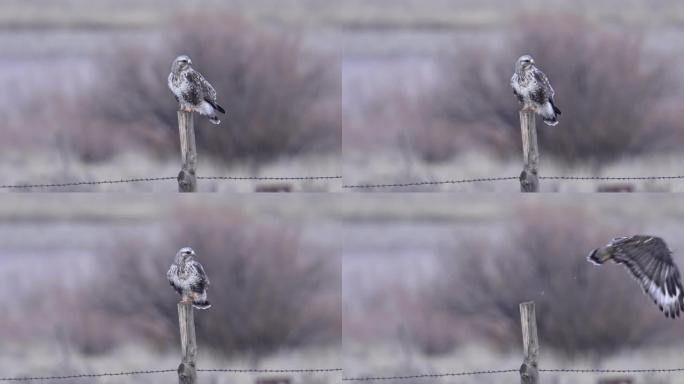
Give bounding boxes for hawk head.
[588,237,630,265]
[175,246,196,264]
[171,55,193,74]
[588,246,613,265]
[515,55,535,72]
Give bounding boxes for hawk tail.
[193,299,211,310]
[550,99,561,115]
[191,287,211,309]
[205,98,226,114]
[541,101,560,126]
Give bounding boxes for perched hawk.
[511,55,561,126]
[168,55,226,125]
[588,235,684,318]
[167,247,211,309]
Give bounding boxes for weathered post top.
[177,110,197,192]
[519,110,539,192]
[519,301,539,384]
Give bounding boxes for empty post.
[177,110,197,192]
[519,110,539,192]
[177,302,197,384]
[519,301,539,384]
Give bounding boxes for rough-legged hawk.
[589,235,684,318]
[168,55,226,124]
[167,247,211,309]
[511,55,561,126]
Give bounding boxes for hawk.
[588,235,684,318]
[511,55,561,126]
[168,55,226,124]
[167,247,211,309]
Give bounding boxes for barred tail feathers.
[540,101,559,126]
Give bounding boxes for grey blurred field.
[0,195,341,383]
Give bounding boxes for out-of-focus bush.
[432,207,667,358]
[74,13,340,166]
[425,14,681,166]
[86,208,340,358]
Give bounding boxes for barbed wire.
[341,369,518,381]
[0,176,342,190]
[341,176,519,189]
[0,177,177,190]
[2,174,684,190]
[341,367,684,381]
[342,175,684,189]
[4,366,684,381]
[0,367,342,381]
[540,368,684,373]
[539,175,684,181]
[0,369,176,381]
[198,368,342,373]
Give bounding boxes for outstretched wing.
[188,260,210,293]
[610,235,684,318]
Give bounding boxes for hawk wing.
[532,67,554,101]
[186,69,217,103]
[510,73,524,102]
[609,235,684,318]
[166,264,183,294]
[188,260,210,293]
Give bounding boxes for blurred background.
[0,195,341,383]
[0,0,340,192]
[343,194,684,383]
[342,0,684,192]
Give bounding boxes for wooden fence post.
[519,110,539,192]
[177,110,197,192]
[519,301,539,384]
[177,303,197,384]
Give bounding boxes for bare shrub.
[432,207,666,358]
[75,13,340,167]
[428,14,681,166]
[86,208,340,358]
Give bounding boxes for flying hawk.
[588,235,684,318]
[511,55,561,126]
[167,247,211,309]
[168,55,226,125]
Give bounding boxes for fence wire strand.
[0,368,342,381]
[341,369,518,381]
[342,175,684,189]
[5,366,684,381]
[0,176,342,190]
[2,174,684,190]
[341,367,684,381]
